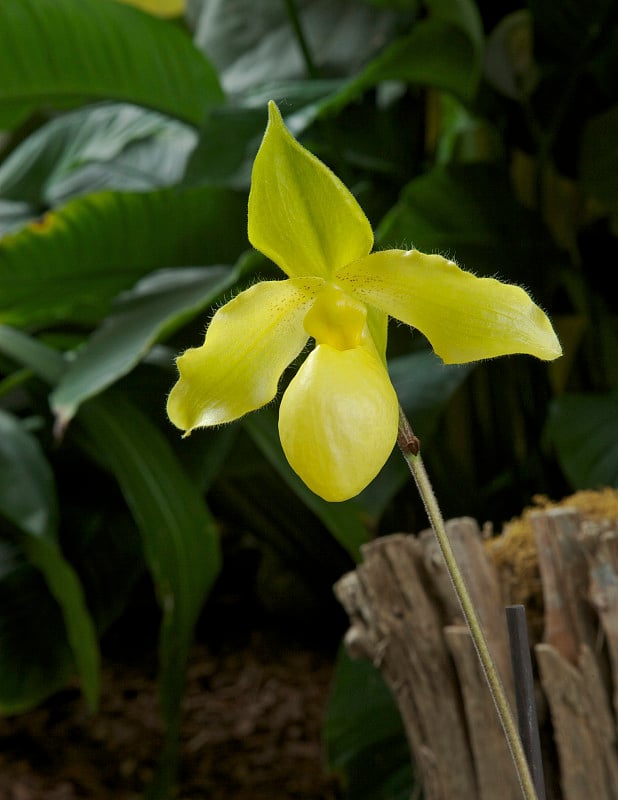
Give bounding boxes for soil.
[0,627,342,800]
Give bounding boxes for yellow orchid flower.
[167,101,561,502]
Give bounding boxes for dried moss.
[485,488,618,637]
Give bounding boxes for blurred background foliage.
[0,0,616,797]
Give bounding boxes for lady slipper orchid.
[167,101,561,502]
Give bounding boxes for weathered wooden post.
[335,496,618,800]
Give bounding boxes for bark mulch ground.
[0,629,341,800]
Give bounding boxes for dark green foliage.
[0,0,616,797]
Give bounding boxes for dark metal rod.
[506,604,546,800]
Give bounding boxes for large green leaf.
[0,186,246,328]
[0,325,66,383]
[0,200,35,238]
[0,410,57,541]
[547,391,618,489]
[0,103,197,211]
[0,0,222,128]
[322,17,480,113]
[74,392,221,795]
[50,264,239,428]
[426,0,483,55]
[17,536,101,711]
[324,647,414,800]
[183,83,340,190]
[186,77,400,191]
[188,0,401,95]
[0,541,78,714]
[0,327,221,794]
[280,17,481,136]
[182,104,270,190]
[0,409,100,712]
[377,164,566,292]
[284,0,483,131]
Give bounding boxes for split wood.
[334,509,618,800]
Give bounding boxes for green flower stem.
[397,405,539,800]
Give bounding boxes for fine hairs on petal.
[167,100,562,502]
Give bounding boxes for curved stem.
[397,406,539,800]
[283,0,319,79]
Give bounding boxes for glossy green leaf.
[51,264,238,428]
[18,536,101,711]
[426,0,484,56]
[0,328,221,793]
[189,0,400,94]
[74,391,221,794]
[0,0,222,128]
[275,21,480,135]
[547,392,618,489]
[0,103,197,210]
[182,105,269,190]
[0,325,66,384]
[377,164,566,291]
[0,186,246,328]
[324,647,414,800]
[313,18,481,124]
[0,409,57,540]
[243,408,369,562]
[183,81,339,190]
[0,409,100,712]
[0,542,78,714]
[0,200,34,238]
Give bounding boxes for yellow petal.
[248,101,374,280]
[167,278,321,431]
[338,249,562,364]
[278,344,399,502]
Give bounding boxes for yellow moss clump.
[113,0,185,17]
[485,488,618,637]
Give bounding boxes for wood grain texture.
[336,507,618,800]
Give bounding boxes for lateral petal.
[167,278,321,431]
[248,101,374,280]
[278,343,399,502]
[338,249,562,364]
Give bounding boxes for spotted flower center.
[303,283,367,351]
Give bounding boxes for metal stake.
[506,604,546,800]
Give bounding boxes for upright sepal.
[248,101,374,280]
